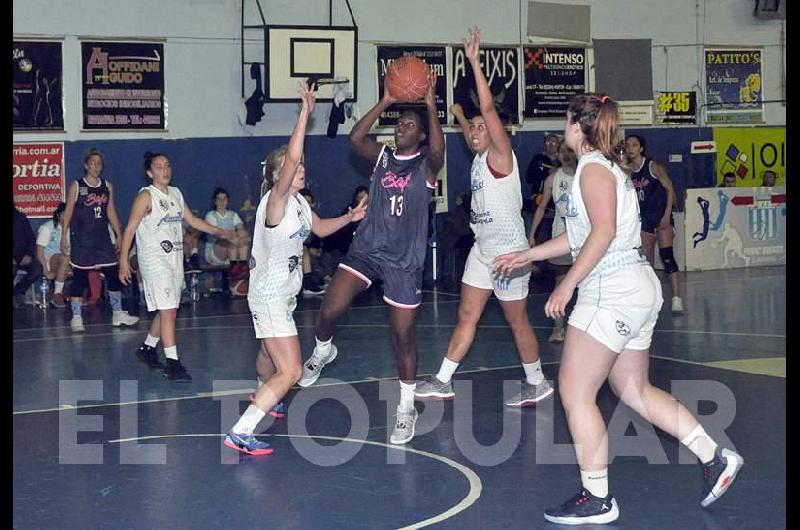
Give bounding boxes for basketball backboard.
[265,25,357,102]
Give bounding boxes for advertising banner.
[376,46,447,127]
[522,46,585,119]
[655,91,697,125]
[452,46,520,125]
[705,48,764,124]
[81,40,165,130]
[712,127,785,187]
[13,40,64,131]
[13,142,65,218]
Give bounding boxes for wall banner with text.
[452,46,520,125]
[376,45,448,127]
[704,48,763,124]
[81,40,165,130]
[523,46,585,119]
[13,142,65,218]
[712,127,785,187]
[655,91,697,125]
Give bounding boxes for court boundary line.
[105,432,482,529]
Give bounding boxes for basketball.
[385,55,431,102]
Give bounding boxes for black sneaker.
[135,344,164,369]
[302,280,326,296]
[544,488,619,525]
[162,359,192,381]
[700,448,744,507]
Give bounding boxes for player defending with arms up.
[416,27,552,408]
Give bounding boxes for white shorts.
[249,296,298,338]
[462,245,530,301]
[141,267,185,312]
[568,265,663,353]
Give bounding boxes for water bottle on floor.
[37,278,49,309]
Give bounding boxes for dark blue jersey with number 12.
[349,145,435,272]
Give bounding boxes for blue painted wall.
[30,126,720,231]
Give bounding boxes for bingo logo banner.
[713,127,785,187]
[13,143,65,218]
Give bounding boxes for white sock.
[581,468,609,498]
[144,334,160,348]
[399,381,416,412]
[680,424,719,464]
[435,358,460,384]
[315,336,332,356]
[54,281,64,294]
[164,345,179,361]
[232,404,266,435]
[522,360,545,385]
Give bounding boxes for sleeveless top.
[134,185,185,274]
[469,151,528,256]
[550,167,576,266]
[348,145,435,272]
[248,190,312,304]
[565,151,647,285]
[69,178,117,268]
[629,157,667,218]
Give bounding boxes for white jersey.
[135,185,185,276]
[551,167,576,239]
[469,150,528,256]
[248,190,312,305]
[565,150,647,286]
[550,167,575,266]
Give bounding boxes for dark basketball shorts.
[641,211,675,235]
[339,252,423,308]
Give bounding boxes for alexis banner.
[523,46,585,119]
[81,40,165,130]
[452,46,520,125]
[376,46,447,127]
[13,40,64,131]
[704,48,763,124]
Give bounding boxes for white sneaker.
[112,311,140,327]
[390,407,419,445]
[671,296,684,313]
[298,344,338,387]
[70,316,85,332]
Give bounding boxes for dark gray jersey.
[349,145,435,272]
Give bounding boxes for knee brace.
[659,247,679,274]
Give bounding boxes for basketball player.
[60,149,140,332]
[415,27,552,408]
[527,140,577,342]
[495,94,743,525]
[118,152,238,381]
[224,83,366,455]
[624,134,684,313]
[298,64,445,445]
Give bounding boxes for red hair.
[567,93,625,169]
